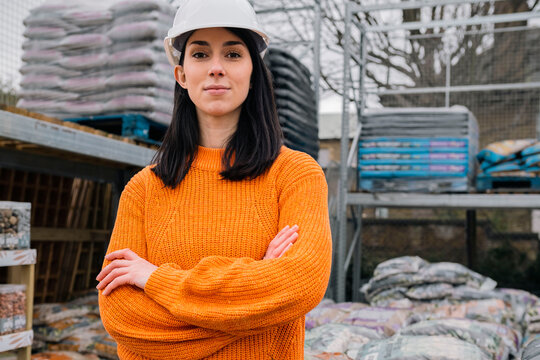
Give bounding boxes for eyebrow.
[188,40,245,47]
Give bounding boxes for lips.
[204,85,230,95]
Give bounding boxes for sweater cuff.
[144,263,187,307]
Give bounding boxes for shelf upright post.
[351,24,367,302]
[337,1,353,303]
[314,0,322,113]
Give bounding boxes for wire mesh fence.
[363,23,540,148]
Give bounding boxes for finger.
[278,243,293,258]
[105,248,138,261]
[97,267,129,290]
[276,225,290,237]
[273,224,299,246]
[101,274,132,296]
[273,232,298,257]
[96,259,131,281]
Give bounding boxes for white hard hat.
[164,0,269,67]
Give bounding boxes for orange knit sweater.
[98,145,332,360]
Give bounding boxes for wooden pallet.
[477,175,540,193]
[0,168,113,303]
[358,177,470,193]
[0,105,158,150]
[65,114,167,145]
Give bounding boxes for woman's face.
[174,27,253,120]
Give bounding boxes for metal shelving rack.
[0,248,36,360]
[335,0,540,302]
[0,109,157,222]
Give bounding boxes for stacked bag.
[31,290,117,360]
[18,1,320,154]
[266,48,319,159]
[476,139,540,190]
[17,0,175,126]
[357,106,479,192]
[304,256,539,360]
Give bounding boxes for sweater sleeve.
[143,160,333,334]
[98,168,240,359]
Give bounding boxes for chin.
[203,104,243,117]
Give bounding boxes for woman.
[96,0,332,358]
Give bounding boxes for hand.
[263,225,299,260]
[96,248,158,296]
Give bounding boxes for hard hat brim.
[164,26,269,67]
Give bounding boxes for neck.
[197,109,240,149]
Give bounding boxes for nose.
[208,57,225,77]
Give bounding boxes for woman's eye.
[226,52,241,59]
[192,52,207,59]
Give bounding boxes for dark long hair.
[151,27,283,188]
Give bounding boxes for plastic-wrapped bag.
[104,96,156,112]
[400,318,512,360]
[410,299,514,328]
[88,332,118,359]
[61,77,107,92]
[522,337,540,360]
[61,9,112,26]
[304,351,351,360]
[58,53,108,70]
[112,10,173,26]
[31,351,100,360]
[341,307,412,336]
[23,27,67,39]
[355,335,491,360]
[59,34,111,51]
[47,328,109,353]
[62,101,104,115]
[373,256,429,278]
[110,0,174,16]
[33,314,102,342]
[305,323,381,357]
[33,303,99,326]
[20,64,82,77]
[477,139,537,164]
[368,287,408,307]
[16,99,62,113]
[22,49,62,63]
[108,48,163,67]
[305,300,367,330]
[105,71,168,88]
[405,283,454,300]
[20,75,61,89]
[419,262,497,290]
[107,21,167,41]
[20,89,79,101]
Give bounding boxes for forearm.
[99,285,240,359]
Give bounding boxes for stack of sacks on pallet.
[17,0,175,126]
[31,351,100,359]
[266,48,319,159]
[521,337,540,360]
[305,256,539,359]
[476,139,540,177]
[357,106,479,192]
[31,290,118,360]
[521,304,540,356]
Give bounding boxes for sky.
[0,0,46,89]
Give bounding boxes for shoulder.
[123,164,158,199]
[270,146,326,192]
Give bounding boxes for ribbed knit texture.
[98,145,332,360]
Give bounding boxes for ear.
[174,65,187,89]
